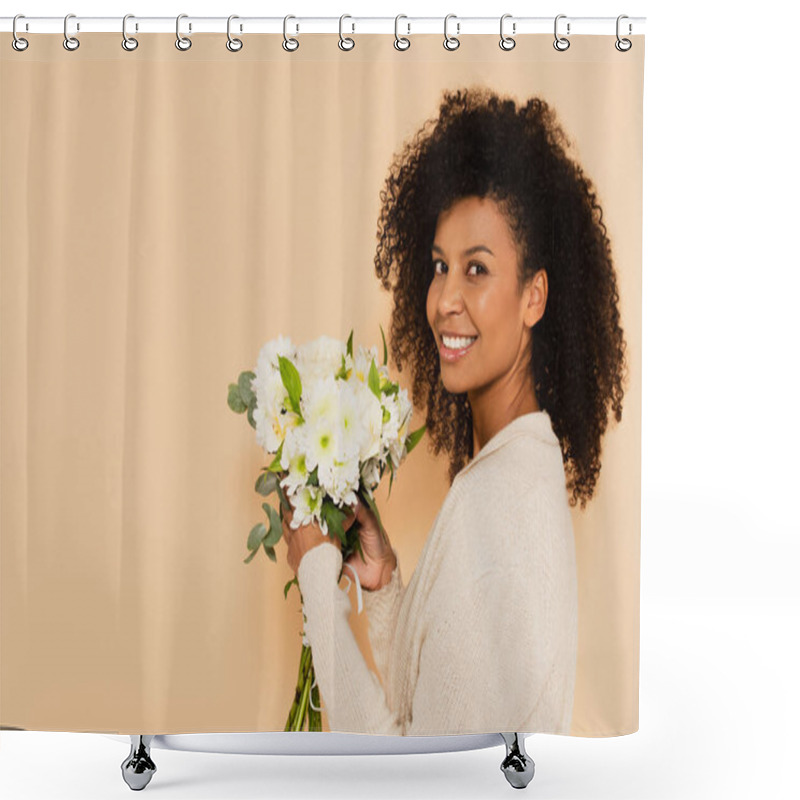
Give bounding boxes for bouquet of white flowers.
[227,327,425,731]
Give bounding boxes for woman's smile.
[440,334,478,362]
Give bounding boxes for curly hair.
[373,86,628,509]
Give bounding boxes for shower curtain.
[0,27,644,738]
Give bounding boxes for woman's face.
[426,195,546,400]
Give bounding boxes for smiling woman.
[291,84,628,738]
[375,86,628,499]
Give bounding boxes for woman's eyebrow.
[431,244,495,257]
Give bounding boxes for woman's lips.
[440,336,478,362]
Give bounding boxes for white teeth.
[442,335,477,350]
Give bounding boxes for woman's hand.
[282,502,347,575]
[342,499,397,592]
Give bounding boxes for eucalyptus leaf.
[243,547,259,564]
[227,383,247,413]
[263,543,277,562]
[238,370,256,407]
[247,521,267,551]
[255,470,279,497]
[263,504,283,547]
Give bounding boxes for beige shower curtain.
[0,31,643,735]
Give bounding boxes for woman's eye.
[432,260,485,276]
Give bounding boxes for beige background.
[0,32,643,735]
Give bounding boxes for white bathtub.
[103,731,535,789]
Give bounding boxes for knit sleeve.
[360,549,405,682]
[403,478,578,736]
[296,541,405,734]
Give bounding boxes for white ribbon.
[340,561,364,615]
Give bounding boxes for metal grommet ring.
[63,13,80,51]
[394,14,410,51]
[122,14,138,51]
[443,14,460,51]
[615,14,632,52]
[553,14,570,51]
[499,13,516,51]
[227,15,243,52]
[283,15,299,52]
[339,14,355,51]
[12,14,29,51]
[175,13,192,51]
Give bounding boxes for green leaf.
[255,470,279,497]
[227,383,247,413]
[405,423,426,454]
[267,442,283,472]
[262,504,283,547]
[379,323,388,366]
[247,521,267,551]
[276,482,291,514]
[321,500,347,546]
[278,355,303,418]
[346,328,354,358]
[238,370,256,407]
[284,576,298,599]
[387,455,394,500]
[263,544,277,562]
[368,359,381,400]
[243,547,259,564]
[246,402,257,429]
[361,491,387,540]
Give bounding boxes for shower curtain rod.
[2,15,646,37]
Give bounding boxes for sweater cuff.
[296,541,343,596]
[361,556,403,616]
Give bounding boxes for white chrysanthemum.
[300,374,340,474]
[360,455,382,493]
[354,382,384,462]
[254,368,294,454]
[297,335,347,384]
[289,484,326,534]
[279,426,311,495]
[352,345,380,385]
[256,335,296,377]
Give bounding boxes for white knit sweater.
[296,409,578,736]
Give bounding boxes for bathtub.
[103,731,535,790]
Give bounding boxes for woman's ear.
[524,268,548,328]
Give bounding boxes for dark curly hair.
[373,86,628,509]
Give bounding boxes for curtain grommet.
[499,14,516,51]
[394,15,410,51]
[339,14,355,51]
[615,15,632,51]
[11,14,29,51]
[226,15,243,52]
[443,14,460,51]
[121,14,138,51]
[63,13,80,51]
[175,14,192,51]
[283,15,299,52]
[553,14,570,51]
